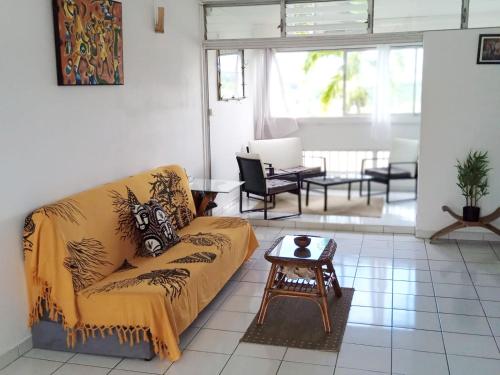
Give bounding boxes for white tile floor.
[2,225,500,375]
[214,191,417,230]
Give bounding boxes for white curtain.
[254,48,299,140]
[371,45,392,140]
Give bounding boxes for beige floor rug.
[241,287,354,351]
[253,194,384,218]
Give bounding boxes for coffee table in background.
[257,235,342,333]
[303,174,373,211]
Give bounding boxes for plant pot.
[463,206,480,222]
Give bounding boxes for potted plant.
[456,151,490,222]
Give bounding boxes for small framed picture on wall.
[477,34,500,64]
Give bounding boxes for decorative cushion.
[248,138,303,170]
[131,199,180,257]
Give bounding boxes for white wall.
[208,50,255,181]
[0,0,203,357]
[417,28,500,237]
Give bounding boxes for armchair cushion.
[365,167,413,179]
[248,138,303,169]
[266,179,298,195]
[389,138,419,163]
[273,166,321,175]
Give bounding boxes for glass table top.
[304,173,372,184]
[189,178,243,193]
[267,235,333,261]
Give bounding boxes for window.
[304,150,390,174]
[286,0,369,36]
[270,51,345,117]
[468,0,500,28]
[204,0,500,41]
[389,47,423,114]
[373,0,462,33]
[344,49,377,114]
[206,4,281,40]
[217,50,245,101]
[270,46,423,118]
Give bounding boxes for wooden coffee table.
[257,235,342,333]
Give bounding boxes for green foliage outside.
[303,50,369,113]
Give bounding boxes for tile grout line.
[425,238,451,375]
[222,228,279,375]
[458,240,500,354]
[49,360,65,375]
[9,228,499,374]
[333,232,365,374]
[390,233,395,375]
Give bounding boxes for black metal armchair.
[360,139,419,203]
[361,158,418,203]
[236,155,302,220]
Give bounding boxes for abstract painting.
[52,0,124,85]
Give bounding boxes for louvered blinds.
[469,0,500,28]
[286,1,369,36]
[373,0,462,33]
[202,0,500,43]
[206,4,281,40]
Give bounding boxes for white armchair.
[247,137,326,179]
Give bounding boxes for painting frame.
[477,34,500,65]
[52,0,124,86]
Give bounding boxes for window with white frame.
[217,50,246,101]
[206,4,281,40]
[468,0,500,28]
[203,0,500,40]
[286,0,369,36]
[270,46,423,118]
[303,150,390,174]
[373,0,462,33]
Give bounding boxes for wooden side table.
[257,236,342,333]
[430,206,500,241]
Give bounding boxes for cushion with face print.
[131,199,180,257]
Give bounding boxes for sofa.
[247,137,326,179]
[23,165,258,361]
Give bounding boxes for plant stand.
[430,206,500,241]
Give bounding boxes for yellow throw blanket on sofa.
[23,165,258,361]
